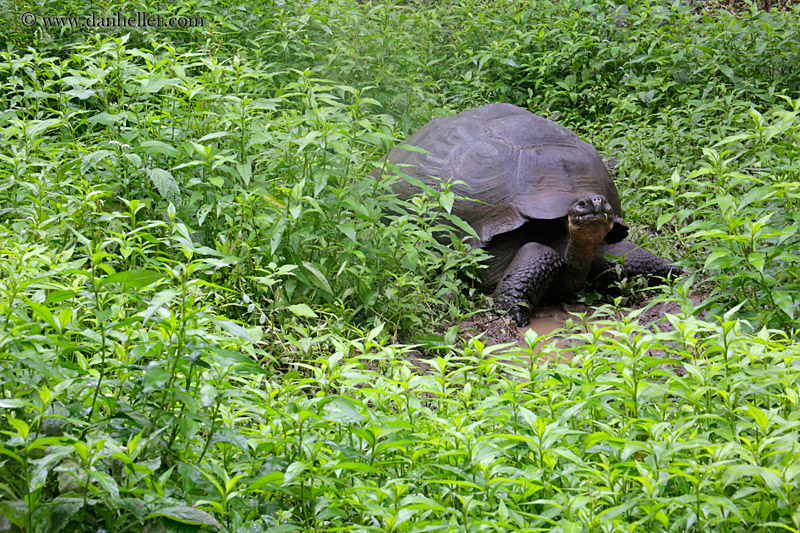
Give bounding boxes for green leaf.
[248,471,284,490]
[439,191,455,213]
[747,404,768,432]
[140,77,181,93]
[319,461,382,474]
[773,291,795,320]
[562,520,581,533]
[716,194,735,215]
[705,251,740,270]
[124,153,142,168]
[398,495,448,513]
[657,213,674,228]
[0,500,28,528]
[338,223,357,243]
[143,289,179,324]
[100,270,165,289]
[302,261,333,295]
[714,131,755,146]
[68,87,94,100]
[47,498,84,532]
[236,162,252,185]
[443,213,480,240]
[262,193,285,209]
[146,168,182,205]
[7,417,29,440]
[25,118,61,141]
[283,461,307,485]
[91,471,120,504]
[27,300,57,330]
[323,397,366,424]
[287,303,318,318]
[143,365,171,393]
[146,506,220,528]
[87,112,121,126]
[140,140,179,158]
[81,149,115,171]
[293,130,321,153]
[197,131,230,143]
[270,218,288,255]
[208,316,254,343]
[393,143,430,154]
[208,346,265,374]
[29,447,71,492]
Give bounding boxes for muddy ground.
[455,297,697,347]
[433,287,707,370]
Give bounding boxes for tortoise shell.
[384,103,628,245]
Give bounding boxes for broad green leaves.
[2,0,800,531]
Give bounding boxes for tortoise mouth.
[568,196,615,243]
[570,211,614,225]
[568,214,615,246]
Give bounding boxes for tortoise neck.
[562,239,597,294]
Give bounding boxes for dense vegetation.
[1,0,800,531]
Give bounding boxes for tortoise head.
[567,195,615,246]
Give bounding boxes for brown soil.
[452,297,697,349]
[435,287,708,373]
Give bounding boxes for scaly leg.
[493,242,565,327]
[591,240,681,288]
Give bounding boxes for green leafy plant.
[2,0,800,530]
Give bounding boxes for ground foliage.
[1,0,800,531]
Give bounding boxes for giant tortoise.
[380,103,679,326]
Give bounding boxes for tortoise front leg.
[493,242,565,327]
[591,241,681,287]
